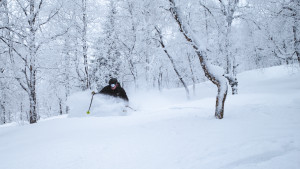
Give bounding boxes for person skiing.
[92,78,129,102]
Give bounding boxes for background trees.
[1,0,298,124]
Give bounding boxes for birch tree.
[3,0,61,123]
[217,0,239,94]
[81,0,90,89]
[168,0,228,119]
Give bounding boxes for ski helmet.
[109,78,118,85]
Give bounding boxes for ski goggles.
[110,84,116,88]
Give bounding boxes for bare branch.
[16,77,29,94]
[0,26,27,39]
[0,37,26,62]
[35,26,70,53]
[154,26,190,99]
[16,0,28,16]
[199,1,214,17]
[239,16,261,30]
[39,7,60,27]
[218,0,227,15]
[32,0,44,24]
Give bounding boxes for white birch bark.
[82,0,90,90]
[219,0,239,95]
[27,0,38,123]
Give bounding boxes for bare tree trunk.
[63,38,71,114]
[82,0,90,90]
[0,100,6,124]
[294,25,300,64]
[1,0,13,63]
[219,0,239,95]
[158,66,163,92]
[28,0,38,124]
[155,27,190,99]
[224,22,238,95]
[145,43,150,88]
[59,98,63,115]
[187,53,196,96]
[168,0,228,119]
[29,89,37,123]
[142,3,152,89]
[1,0,9,124]
[127,1,138,89]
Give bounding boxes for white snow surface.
[1,65,300,169]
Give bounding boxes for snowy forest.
[0,0,300,124]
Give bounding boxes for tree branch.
[16,0,28,17]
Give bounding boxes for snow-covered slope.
[1,65,300,169]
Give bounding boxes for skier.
[92,78,129,102]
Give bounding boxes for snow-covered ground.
[1,65,300,169]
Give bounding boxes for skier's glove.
[92,91,96,95]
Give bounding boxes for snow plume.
[67,91,128,117]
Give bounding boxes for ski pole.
[87,94,94,114]
[126,105,137,111]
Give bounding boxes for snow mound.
[67,91,128,117]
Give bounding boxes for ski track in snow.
[0,65,300,169]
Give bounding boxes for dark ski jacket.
[99,85,129,102]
